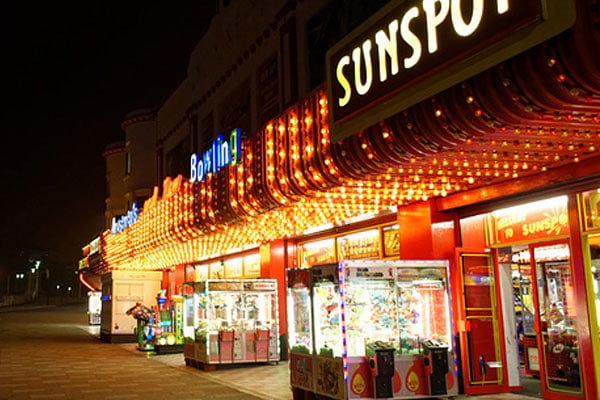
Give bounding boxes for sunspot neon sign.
[190,128,241,183]
[326,0,576,142]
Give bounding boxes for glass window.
[337,229,380,260]
[580,189,600,231]
[126,151,131,175]
[395,266,451,354]
[587,235,600,345]
[533,243,582,393]
[287,269,314,354]
[344,277,398,356]
[313,280,342,357]
[510,247,536,336]
[299,239,335,269]
[382,224,400,257]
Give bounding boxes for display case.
[182,279,279,370]
[287,268,316,392]
[287,260,457,400]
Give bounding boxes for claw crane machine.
[287,260,458,399]
[182,279,279,370]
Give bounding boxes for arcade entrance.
[457,195,591,398]
[500,241,581,398]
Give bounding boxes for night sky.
[1,3,215,273]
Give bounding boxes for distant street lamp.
[28,260,41,300]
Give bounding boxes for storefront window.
[580,192,600,394]
[580,189,600,231]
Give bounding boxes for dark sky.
[1,3,216,270]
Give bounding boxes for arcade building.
[80,1,600,399]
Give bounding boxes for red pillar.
[398,199,458,260]
[261,239,297,360]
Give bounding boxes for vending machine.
[87,291,102,325]
[287,260,458,400]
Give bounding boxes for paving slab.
[0,302,540,400]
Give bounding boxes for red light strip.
[79,272,98,292]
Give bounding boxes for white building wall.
[156,0,329,180]
[121,108,157,207]
[103,142,127,229]
[116,0,386,184]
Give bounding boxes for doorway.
[505,244,541,398]
[499,241,583,398]
[584,234,600,392]
[456,252,503,395]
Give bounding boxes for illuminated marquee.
[89,237,100,255]
[326,0,576,142]
[335,0,511,109]
[486,196,569,245]
[190,128,241,183]
[111,202,139,234]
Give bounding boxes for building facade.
[81,1,600,398]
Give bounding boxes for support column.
[260,239,297,361]
[397,200,458,260]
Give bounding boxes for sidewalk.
[140,348,538,400]
[126,345,291,400]
[0,303,540,400]
[0,303,265,400]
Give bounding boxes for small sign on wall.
[527,347,540,371]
